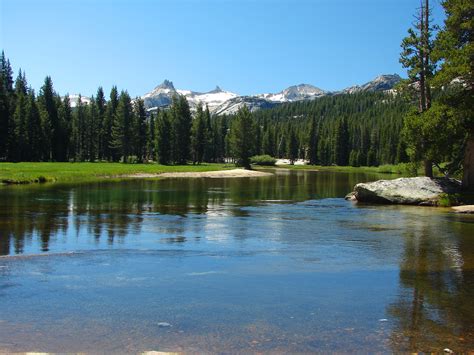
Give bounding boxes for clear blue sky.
[1,0,445,97]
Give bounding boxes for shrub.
[437,193,461,207]
[250,155,276,166]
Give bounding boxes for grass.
[277,162,447,176]
[276,164,406,174]
[0,162,233,185]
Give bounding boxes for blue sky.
[1,0,445,97]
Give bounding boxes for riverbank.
[120,168,273,179]
[276,164,406,174]
[0,162,233,185]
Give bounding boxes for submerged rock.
[349,177,461,206]
[157,322,172,328]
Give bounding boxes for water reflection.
[0,170,384,255]
[1,169,474,352]
[388,213,474,352]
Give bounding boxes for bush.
[437,193,461,207]
[250,155,276,166]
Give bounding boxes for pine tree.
[104,86,118,161]
[0,51,14,159]
[95,87,107,160]
[87,98,99,161]
[147,112,156,162]
[133,97,147,162]
[71,95,86,161]
[10,91,27,161]
[155,110,172,164]
[110,91,132,162]
[334,117,349,166]
[287,128,298,164]
[58,95,72,161]
[191,104,207,164]
[38,76,62,161]
[433,0,474,189]
[26,90,42,161]
[170,95,192,164]
[400,0,436,177]
[308,116,318,165]
[203,105,213,162]
[228,106,255,168]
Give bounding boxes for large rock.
[349,177,461,205]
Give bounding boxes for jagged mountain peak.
[155,79,175,90]
[142,74,402,115]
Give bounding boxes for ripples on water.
[0,169,473,352]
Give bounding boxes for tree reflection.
[0,170,385,255]
[388,217,474,352]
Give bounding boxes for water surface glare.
[0,169,473,352]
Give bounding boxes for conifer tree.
[191,104,207,164]
[71,95,86,161]
[287,129,299,164]
[400,0,436,177]
[104,86,118,161]
[87,97,99,161]
[333,117,349,166]
[38,76,62,161]
[133,98,147,162]
[228,106,255,168]
[0,51,14,159]
[170,95,192,164]
[433,0,474,189]
[110,91,132,162]
[147,112,156,162]
[308,116,318,165]
[26,90,42,161]
[58,95,72,160]
[95,87,107,160]
[155,110,172,164]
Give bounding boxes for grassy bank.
[276,163,444,176]
[0,162,232,185]
[276,163,407,174]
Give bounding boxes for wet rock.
[452,205,474,213]
[351,177,461,205]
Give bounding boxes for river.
[0,169,473,352]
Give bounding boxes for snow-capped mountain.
[64,74,402,115]
[143,80,237,113]
[257,84,326,102]
[342,74,401,94]
[141,74,402,115]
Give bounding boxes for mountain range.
[69,74,402,114]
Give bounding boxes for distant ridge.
[66,74,402,115]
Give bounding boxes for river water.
[0,169,473,352]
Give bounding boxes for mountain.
[257,84,326,102]
[143,80,237,113]
[342,74,402,94]
[141,74,402,115]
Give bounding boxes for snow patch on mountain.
[142,74,402,115]
[67,94,91,108]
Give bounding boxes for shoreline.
[119,168,273,179]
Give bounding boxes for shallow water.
[0,169,473,353]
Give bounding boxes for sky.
[0,0,446,97]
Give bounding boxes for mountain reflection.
[388,215,474,352]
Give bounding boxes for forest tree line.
[0,56,411,168]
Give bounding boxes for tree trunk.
[462,130,474,191]
[424,159,433,178]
